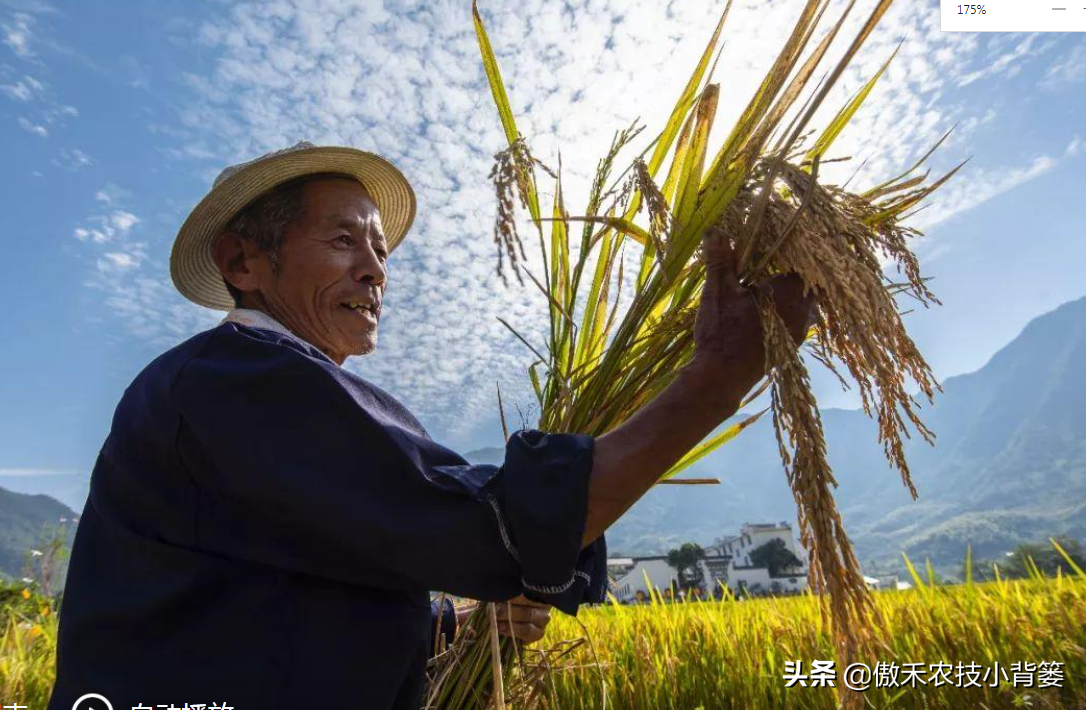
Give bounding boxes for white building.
[871,574,911,591]
[609,521,810,601]
[712,522,808,596]
[610,554,733,602]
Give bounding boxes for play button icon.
[71,693,113,710]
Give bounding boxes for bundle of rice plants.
[427,0,961,707]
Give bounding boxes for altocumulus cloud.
[88,0,1084,437]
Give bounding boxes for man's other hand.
[495,595,551,644]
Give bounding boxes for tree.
[1002,536,1084,579]
[20,521,71,598]
[749,538,803,576]
[964,536,1085,581]
[666,542,706,592]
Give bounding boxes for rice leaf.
[780,0,896,147]
[860,124,956,199]
[1051,537,1086,580]
[472,1,543,226]
[472,1,518,148]
[803,42,898,166]
[674,83,720,233]
[768,0,857,155]
[645,0,732,177]
[659,409,767,480]
[863,159,967,225]
[543,215,652,248]
[529,361,544,409]
[706,0,829,176]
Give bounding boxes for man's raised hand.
[690,225,815,388]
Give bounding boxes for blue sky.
[0,0,1083,492]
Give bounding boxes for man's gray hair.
[220,171,363,308]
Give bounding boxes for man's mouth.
[343,300,380,319]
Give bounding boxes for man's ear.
[212,231,263,296]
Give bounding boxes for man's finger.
[497,620,547,643]
[762,272,817,345]
[700,226,740,293]
[496,603,550,626]
[508,594,550,608]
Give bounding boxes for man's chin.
[349,335,378,357]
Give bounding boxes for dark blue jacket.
[46,322,606,710]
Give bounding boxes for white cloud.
[1042,44,1086,88]
[110,210,139,232]
[119,54,152,89]
[43,103,76,121]
[58,147,91,170]
[94,183,129,203]
[908,153,1061,230]
[957,34,1048,87]
[97,250,142,273]
[0,0,56,13]
[73,209,139,243]
[2,12,80,144]
[0,467,76,476]
[1,11,33,57]
[84,0,1078,441]
[0,73,41,100]
[17,114,45,135]
[71,179,225,349]
[905,133,1085,227]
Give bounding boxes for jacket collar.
[220,308,337,366]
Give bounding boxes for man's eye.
[336,235,354,246]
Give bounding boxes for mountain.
[0,486,78,581]
[473,295,1086,577]
[0,472,89,513]
[463,447,504,465]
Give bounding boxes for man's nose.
[351,243,386,286]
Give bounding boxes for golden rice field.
[537,574,1086,710]
[1,574,1083,709]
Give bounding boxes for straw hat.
[171,140,416,311]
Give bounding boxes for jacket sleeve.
[171,325,606,614]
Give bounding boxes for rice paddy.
[3,569,1083,709]
[535,572,1086,710]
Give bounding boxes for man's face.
[252,178,389,363]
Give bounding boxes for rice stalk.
[428,0,963,707]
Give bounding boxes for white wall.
[610,522,811,601]
[727,566,771,594]
[611,558,677,602]
[770,573,808,593]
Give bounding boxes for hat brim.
[171,146,416,311]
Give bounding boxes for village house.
[609,522,809,602]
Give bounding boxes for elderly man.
[47,142,813,710]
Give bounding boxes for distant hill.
[519,295,1086,577]
[0,472,88,513]
[463,447,504,466]
[0,486,77,580]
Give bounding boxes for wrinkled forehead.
[304,177,385,234]
[318,209,386,238]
